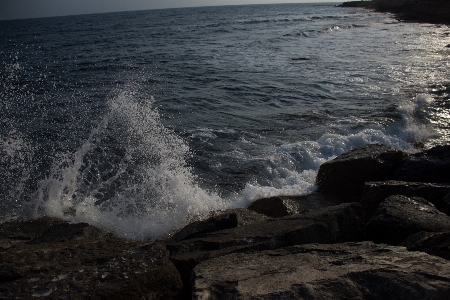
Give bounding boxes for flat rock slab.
[360,180,450,220]
[366,195,450,245]
[395,145,450,183]
[0,218,182,299]
[316,144,406,201]
[193,242,450,300]
[401,231,450,261]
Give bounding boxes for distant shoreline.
[338,0,450,25]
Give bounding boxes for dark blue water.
[1,3,449,239]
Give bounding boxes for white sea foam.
[236,109,421,205]
[34,86,229,240]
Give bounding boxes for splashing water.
[397,93,436,145]
[33,86,229,240]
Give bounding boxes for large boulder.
[316,144,407,202]
[401,231,450,261]
[360,180,450,221]
[395,145,450,183]
[366,195,450,245]
[0,218,183,299]
[168,203,364,297]
[192,242,450,299]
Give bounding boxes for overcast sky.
[0,0,337,21]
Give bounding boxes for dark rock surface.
[360,180,450,220]
[166,209,270,242]
[340,0,450,25]
[168,202,364,297]
[366,195,450,245]
[247,193,339,218]
[0,218,183,299]
[338,1,377,8]
[247,196,303,217]
[401,231,450,261]
[316,144,406,201]
[395,145,450,183]
[192,242,450,300]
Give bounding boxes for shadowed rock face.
[360,180,450,221]
[166,209,270,243]
[401,231,450,261]
[366,195,450,245]
[192,242,450,300]
[316,144,407,202]
[247,193,340,218]
[0,219,183,300]
[395,145,450,184]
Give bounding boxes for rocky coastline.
[2,143,450,299]
[338,0,450,24]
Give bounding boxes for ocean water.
[1,3,449,240]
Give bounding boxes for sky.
[0,0,337,21]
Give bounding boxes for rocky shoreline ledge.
[2,144,450,299]
[338,0,450,24]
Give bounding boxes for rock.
[247,193,339,218]
[0,217,68,250]
[395,145,450,183]
[0,218,183,299]
[360,180,450,221]
[192,242,450,299]
[366,195,450,245]
[248,197,302,217]
[168,203,364,296]
[375,0,450,25]
[167,209,270,242]
[401,231,450,261]
[316,144,407,202]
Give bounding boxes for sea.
[1,3,449,240]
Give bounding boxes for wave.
[32,85,231,240]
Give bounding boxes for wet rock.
[167,209,270,242]
[0,218,183,299]
[247,193,339,218]
[192,242,450,300]
[168,203,364,296]
[395,145,450,183]
[360,180,450,221]
[366,195,450,245]
[401,231,450,261]
[316,144,407,202]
